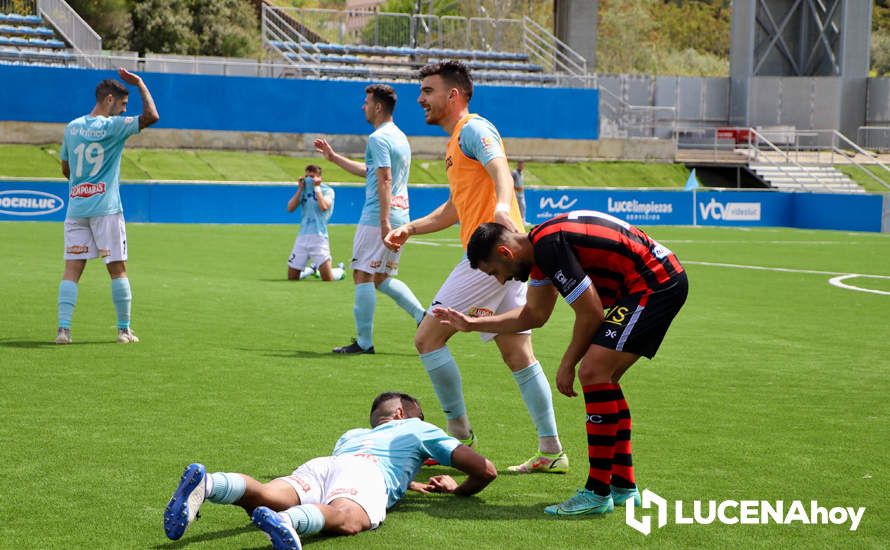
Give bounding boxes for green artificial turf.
[1,223,888,549]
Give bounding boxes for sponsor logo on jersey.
[70,127,107,139]
[70,182,106,198]
[391,195,409,209]
[480,136,497,148]
[0,190,64,216]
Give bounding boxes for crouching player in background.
[286,164,345,281]
[434,212,688,517]
[163,392,496,549]
[55,68,159,345]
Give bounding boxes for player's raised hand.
[494,209,521,233]
[117,68,142,85]
[383,225,410,251]
[432,307,472,332]
[313,138,335,161]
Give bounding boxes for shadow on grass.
[237,348,416,359]
[0,338,115,349]
[152,524,255,548]
[394,495,597,521]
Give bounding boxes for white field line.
[663,240,862,245]
[686,260,890,296]
[410,241,890,296]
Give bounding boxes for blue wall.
[0,65,599,139]
[1,181,884,232]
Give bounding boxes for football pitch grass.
[1,222,888,549]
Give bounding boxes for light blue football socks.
[206,472,246,504]
[512,362,559,438]
[111,277,132,329]
[354,282,376,350]
[421,346,469,436]
[377,277,425,324]
[57,279,78,329]
[283,504,325,535]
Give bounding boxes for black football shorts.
[592,272,688,359]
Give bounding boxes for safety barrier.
[1,182,885,233]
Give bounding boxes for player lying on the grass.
[55,68,159,345]
[285,164,345,281]
[164,392,497,549]
[433,211,688,516]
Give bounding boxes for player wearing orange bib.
[385,61,566,472]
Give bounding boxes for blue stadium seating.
[0,13,72,66]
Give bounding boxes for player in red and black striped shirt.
[433,210,688,517]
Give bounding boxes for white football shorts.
[350,223,401,275]
[278,455,388,529]
[288,233,331,269]
[430,257,530,342]
[63,213,128,264]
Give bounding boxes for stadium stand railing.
[260,6,588,87]
[36,0,100,66]
[0,0,77,67]
[675,126,890,193]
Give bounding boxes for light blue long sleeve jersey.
[333,418,461,508]
[297,182,335,238]
[359,121,411,228]
[60,115,140,219]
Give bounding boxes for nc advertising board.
[0,181,886,233]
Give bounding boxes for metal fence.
[0,0,36,14]
[274,7,527,52]
[36,0,100,69]
[76,52,300,79]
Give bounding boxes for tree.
[191,0,260,58]
[66,0,132,51]
[596,0,658,74]
[873,31,890,76]
[130,0,197,55]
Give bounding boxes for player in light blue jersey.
[314,84,426,354]
[285,164,345,282]
[55,69,159,345]
[163,392,496,548]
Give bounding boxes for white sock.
[539,436,562,454]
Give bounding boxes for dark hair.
[418,60,473,101]
[467,222,509,269]
[95,79,128,102]
[370,391,421,426]
[305,164,322,175]
[365,83,397,114]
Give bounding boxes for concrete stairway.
[748,164,864,193]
